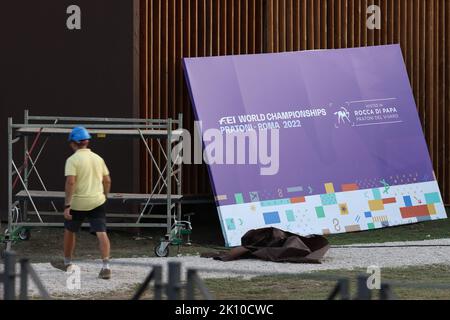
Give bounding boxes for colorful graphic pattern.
[218,181,446,247]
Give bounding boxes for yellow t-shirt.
[65,149,110,211]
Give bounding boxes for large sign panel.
[184,45,447,247]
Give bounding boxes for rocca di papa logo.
[334,106,352,128]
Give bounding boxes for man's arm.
[64,176,76,220]
[103,175,112,198]
[65,176,76,206]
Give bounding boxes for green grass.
[3,218,449,300]
[38,264,450,300]
[327,218,450,246]
[2,215,449,262]
[1,228,215,263]
[202,265,450,300]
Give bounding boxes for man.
[62,127,112,280]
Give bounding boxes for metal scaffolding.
[2,110,183,251]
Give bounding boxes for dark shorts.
[64,204,107,233]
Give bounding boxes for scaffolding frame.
[3,110,183,250]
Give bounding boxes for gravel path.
[3,239,450,298]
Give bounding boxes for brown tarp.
[202,227,330,264]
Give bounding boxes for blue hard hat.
[69,127,92,143]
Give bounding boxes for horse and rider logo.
[334,107,351,128]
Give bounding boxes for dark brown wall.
[0,0,135,219]
[139,0,450,204]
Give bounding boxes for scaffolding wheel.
[154,241,170,257]
[18,228,31,241]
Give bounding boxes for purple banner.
[184,45,447,247]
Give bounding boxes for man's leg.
[64,229,76,262]
[63,214,82,269]
[96,232,110,261]
[97,232,112,279]
[90,204,111,279]
[51,230,76,271]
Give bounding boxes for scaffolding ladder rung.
[13,222,169,228]
[27,211,170,219]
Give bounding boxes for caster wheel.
[18,229,31,241]
[154,242,170,257]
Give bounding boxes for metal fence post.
[132,269,155,300]
[192,270,213,300]
[356,275,372,300]
[327,278,351,300]
[339,279,350,300]
[186,269,196,300]
[27,264,51,299]
[19,259,29,300]
[4,251,16,300]
[380,283,394,300]
[153,265,163,300]
[167,262,181,300]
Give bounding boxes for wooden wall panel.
[139,0,450,204]
[139,0,267,196]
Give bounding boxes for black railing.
[2,253,450,300]
[0,251,51,300]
